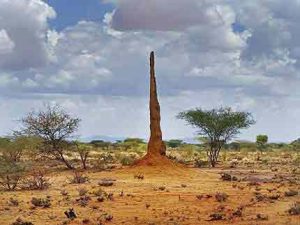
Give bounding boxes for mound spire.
[134,51,172,166]
[148,51,166,156]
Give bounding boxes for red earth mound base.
[128,154,191,177]
[134,154,175,166]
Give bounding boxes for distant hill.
[79,135,126,143]
[79,136,255,144]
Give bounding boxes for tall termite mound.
[135,51,173,166]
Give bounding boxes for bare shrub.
[69,171,89,184]
[11,218,34,225]
[64,208,77,220]
[256,214,268,220]
[285,189,298,197]
[134,174,144,180]
[98,178,115,187]
[194,159,209,168]
[8,197,19,206]
[60,189,69,196]
[31,197,51,208]
[215,192,228,202]
[73,141,91,170]
[76,196,91,207]
[120,155,135,166]
[288,202,300,215]
[209,213,225,221]
[22,170,50,190]
[20,104,80,169]
[78,187,88,196]
[92,188,106,197]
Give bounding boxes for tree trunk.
[60,154,74,169]
[80,154,87,170]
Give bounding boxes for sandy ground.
[0,165,299,225]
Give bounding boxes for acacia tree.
[178,107,255,167]
[20,104,80,169]
[0,136,41,162]
[256,135,268,152]
[73,141,91,170]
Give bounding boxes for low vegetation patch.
[288,202,300,215]
[31,197,51,208]
[215,192,228,202]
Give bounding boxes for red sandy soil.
[0,164,299,225]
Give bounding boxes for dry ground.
[0,164,299,225]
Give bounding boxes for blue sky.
[46,0,114,30]
[0,0,299,143]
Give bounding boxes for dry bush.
[220,173,238,181]
[288,202,300,215]
[285,189,298,197]
[93,153,115,169]
[11,218,34,225]
[69,171,89,184]
[256,213,269,220]
[8,197,19,206]
[0,162,25,191]
[78,187,88,196]
[76,195,91,207]
[64,208,77,220]
[98,178,115,187]
[194,159,209,168]
[215,192,228,202]
[60,189,69,196]
[22,170,50,190]
[31,197,51,208]
[0,174,23,191]
[134,174,144,180]
[92,188,106,197]
[209,213,225,221]
[115,153,136,166]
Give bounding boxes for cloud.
[0,0,299,142]
[109,0,229,31]
[0,29,15,54]
[0,0,56,69]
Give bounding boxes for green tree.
[90,140,111,150]
[0,159,25,191]
[256,135,268,152]
[290,138,300,151]
[19,104,80,169]
[178,107,255,167]
[73,141,91,170]
[119,138,145,151]
[228,142,241,151]
[166,139,184,148]
[0,136,41,162]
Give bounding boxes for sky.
[0,0,299,143]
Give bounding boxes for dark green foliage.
[166,139,184,148]
[178,107,255,167]
[90,140,111,149]
[290,138,300,151]
[123,138,145,144]
[228,142,241,151]
[256,135,268,152]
